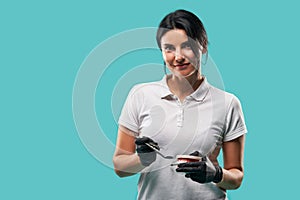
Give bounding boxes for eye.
[163,45,175,52]
[181,42,192,49]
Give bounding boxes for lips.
[174,63,190,69]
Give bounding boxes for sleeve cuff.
[118,120,139,134]
[223,126,247,142]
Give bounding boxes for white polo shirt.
[119,75,247,200]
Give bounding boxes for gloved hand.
[176,151,223,183]
[135,136,159,167]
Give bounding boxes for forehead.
[161,29,188,45]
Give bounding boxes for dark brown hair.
[156,9,208,58]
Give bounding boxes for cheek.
[183,51,196,60]
[162,52,174,63]
[184,52,199,65]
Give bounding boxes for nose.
[175,49,185,62]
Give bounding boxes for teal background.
[1,0,299,199]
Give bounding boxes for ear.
[199,44,207,54]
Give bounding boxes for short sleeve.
[223,95,247,142]
[118,86,142,133]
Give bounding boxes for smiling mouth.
[174,63,190,68]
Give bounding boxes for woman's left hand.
[176,152,223,184]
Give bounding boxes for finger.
[177,161,204,168]
[190,174,206,183]
[185,173,191,178]
[189,151,200,156]
[135,136,153,145]
[176,167,201,173]
[136,145,155,153]
[135,136,151,145]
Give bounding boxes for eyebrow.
[162,41,190,46]
[162,43,174,47]
[181,41,191,45]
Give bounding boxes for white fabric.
[118,75,247,200]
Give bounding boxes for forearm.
[113,153,145,177]
[217,168,244,190]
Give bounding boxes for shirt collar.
[159,76,173,99]
[189,77,210,102]
[159,75,210,102]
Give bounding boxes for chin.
[173,70,196,78]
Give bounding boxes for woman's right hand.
[135,136,159,166]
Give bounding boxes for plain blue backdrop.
[1,0,299,199]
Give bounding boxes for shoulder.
[128,79,167,97]
[208,84,242,108]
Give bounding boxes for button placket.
[175,98,186,127]
[176,107,184,127]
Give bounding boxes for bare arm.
[217,134,245,190]
[113,125,145,177]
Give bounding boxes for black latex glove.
[135,136,159,166]
[176,151,223,183]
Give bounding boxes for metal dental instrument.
[134,134,174,159]
[144,142,174,159]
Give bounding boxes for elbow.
[114,168,135,178]
[113,156,125,177]
[113,156,134,178]
[114,169,128,178]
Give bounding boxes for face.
[160,29,202,78]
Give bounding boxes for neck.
[167,71,203,100]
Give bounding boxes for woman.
[113,9,247,200]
